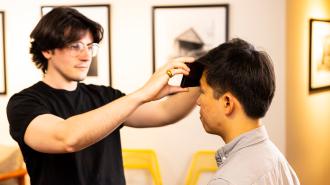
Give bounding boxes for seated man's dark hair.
[199,38,275,119]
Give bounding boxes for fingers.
[165,57,195,78]
[166,70,174,78]
[172,56,195,63]
[171,57,195,71]
[166,68,189,78]
[167,61,190,73]
[141,57,194,101]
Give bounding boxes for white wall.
[0,0,286,185]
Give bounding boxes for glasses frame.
[66,42,100,57]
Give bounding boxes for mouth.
[75,64,89,70]
[75,64,88,68]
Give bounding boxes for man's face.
[46,31,94,82]
[196,73,224,135]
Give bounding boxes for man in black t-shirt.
[6,7,200,185]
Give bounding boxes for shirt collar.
[215,126,269,166]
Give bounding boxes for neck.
[43,73,78,91]
[223,119,261,143]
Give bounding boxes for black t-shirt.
[6,81,126,185]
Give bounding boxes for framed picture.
[0,11,6,95]
[152,4,229,73]
[309,19,330,91]
[41,5,111,86]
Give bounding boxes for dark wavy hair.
[30,6,104,73]
[199,38,276,119]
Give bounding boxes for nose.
[79,48,92,60]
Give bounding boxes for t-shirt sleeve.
[6,93,49,146]
[105,86,126,100]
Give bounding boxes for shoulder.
[8,82,46,106]
[7,82,52,115]
[215,140,283,184]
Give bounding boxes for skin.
[24,31,200,153]
[196,72,261,143]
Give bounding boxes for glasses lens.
[67,42,99,57]
[67,42,83,57]
[91,43,99,57]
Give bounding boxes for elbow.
[57,134,82,153]
[55,123,85,153]
[63,142,78,153]
[63,138,81,153]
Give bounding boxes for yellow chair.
[184,150,218,185]
[122,149,163,185]
[0,145,27,185]
[0,168,27,185]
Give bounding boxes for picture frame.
[0,11,6,95]
[152,4,229,73]
[309,19,330,92]
[41,5,112,86]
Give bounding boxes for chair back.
[122,149,163,185]
[184,150,218,185]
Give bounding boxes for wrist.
[128,89,149,105]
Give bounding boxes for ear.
[41,50,53,60]
[222,93,235,115]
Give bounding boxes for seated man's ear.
[222,93,235,115]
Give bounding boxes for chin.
[69,76,86,82]
[204,128,215,135]
[75,74,88,81]
[201,122,213,134]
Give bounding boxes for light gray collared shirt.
[208,126,300,185]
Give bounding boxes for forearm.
[159,87,200,124]
[126,87,200,127]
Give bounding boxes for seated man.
[196,38,300,185]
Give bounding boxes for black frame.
[152,4,229,72]
[0,11,6,95]
[309,19,330,92]
[41,4,112,86]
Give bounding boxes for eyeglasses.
[66,42,99,57]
